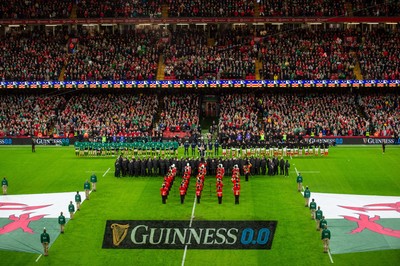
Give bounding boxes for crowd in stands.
[0,92,398,139]
[158,94,200,133]
[217,94,260,144]
[357,28,400,80]
[351,0,400,17]
[0,0,72,19]
[258,0,346,17]
[76,0,162,18]
[164,26,257,80]
[167,0,254,17]
[0,29,67,82]
[216,92,385,143]
[64,28,166,81]
[56,94,158,138]
[2,0,400,20]
[258,93,367,137]
[357,94,400,137]
[2,26,400,82]
[259,28,357,80]
[0,94,66,137]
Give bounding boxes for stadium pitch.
[0,145,399,266]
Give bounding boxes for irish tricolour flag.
[312,193,400,254]
[0,192,85,253]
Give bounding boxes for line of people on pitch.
[114,154,290,178]
[297,173,331,254]
[40,173,97,256]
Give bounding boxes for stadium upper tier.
[1,26,400,82]
[0,0,399,19]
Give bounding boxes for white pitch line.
[293,171,320,174]
[102,167,110,177]
[35,254,42,262]
[294,166,299,176]
[181,194,197,266]
[328,250,334,263]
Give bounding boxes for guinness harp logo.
[111,223,130,246]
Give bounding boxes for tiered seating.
[0,0,72,19]
[357,29,400,80]
[357,94,400,137]
[258,0,346,17]
[259,28,357,80]
[167,0,255,17]
[76,0,162,18]
[158,94,199,134]
[57,94,158,138]
[259,93,367,136]
[163,27,257,80]
[0,29,66,81]
[63,29,165,81]
[351,0,400,17]
[0,94,66,137]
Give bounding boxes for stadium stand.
[258,0,346,17]
[164,26,257,80]
[158,94,200,138]
[167,0,255,17]
[63,28,166,81]
[0,0,73,19]
[57,93,158,138]
[217,93,260,143]
[258,93,367,137]
[0,94,66,137]
[76,0,163,18]
[357,94,400,137]
[351,0,400,17]
[0,28,67,82]
[357,28,400,80]
[259,28,357,80]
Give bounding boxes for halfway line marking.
[181,194,197,266]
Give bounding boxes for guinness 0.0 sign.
[102,220,277,249]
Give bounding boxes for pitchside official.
[321,225,331,253]
[40,228,50,256]
[75,191,81,211]
[304,186,311,207]
[58,212,66,233]
[296,173,303,192]
[315,206,323,231]
[68,201,75,220]
[90,173,97,191]
[309,198,317,219]
[84,180,90,200]
[2,177,8,195]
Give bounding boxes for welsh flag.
[310,193,400,254]
[0,192,86,254]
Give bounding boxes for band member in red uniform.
[180,184,186,204]
[161,184,168,204]
[196,184,202,204]
[243,161,252,181]
[217,185,223,204]
[217,164,225,178]
[233,183,240,204]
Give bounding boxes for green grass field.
[0,145,399,266]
